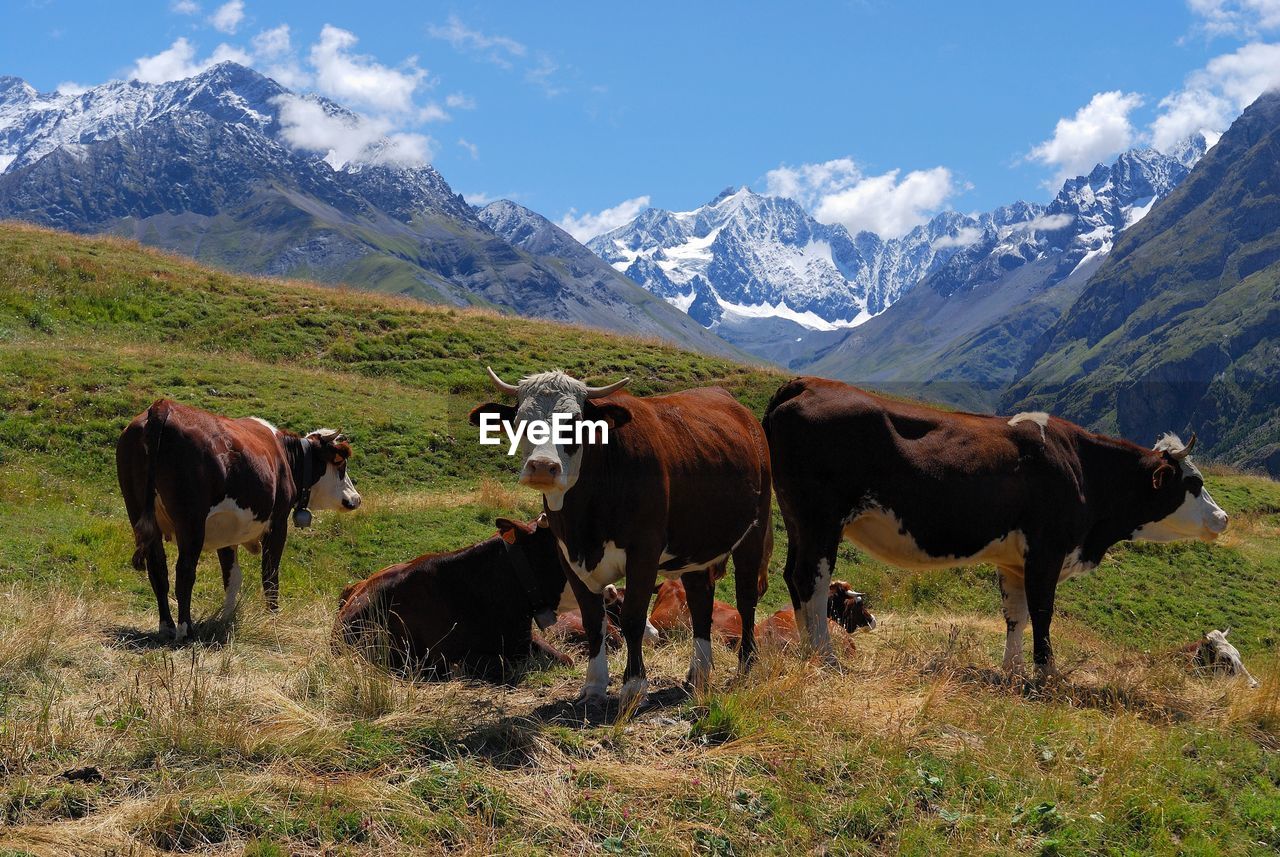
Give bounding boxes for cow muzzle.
[342,493,362,510]
[520,457,562,490]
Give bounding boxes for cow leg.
[217,546,242,621]
[997,567,1029,676]
[618,561,661,713]
[787,526,840,663]
[731,524,768,674]
[1023,551,1064,681]
[145,539,174,636]
[564,567,610,705]
[259,519,288,612]
[680,570,716,693]
[173,531,204,643]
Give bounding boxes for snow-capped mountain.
[0,63,739,357]
[588,186,986,332]
[590,141,1200,366]
[805,143,1201,402]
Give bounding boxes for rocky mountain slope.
[807,144,1198,405]
[1005,94,1280,474]
[0,63,739,357]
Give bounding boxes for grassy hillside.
[2,223,1279,855]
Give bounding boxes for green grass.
[1,222,1279,855]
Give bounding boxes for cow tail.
[131,402,169,571]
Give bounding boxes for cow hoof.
[173,621,190,643]
[618,677,648,713]
[158,621,176,639]
[575,688,607,709]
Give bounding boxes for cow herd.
[115,368,1233,711]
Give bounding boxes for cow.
[334,515,572,678]
[648,579,745,646]
[1185,629,1260,688]
[753,581,876,651]
[470,368,772,711]
[763,377,1229,680]
[545,583,660,652]
[117,399,361,641]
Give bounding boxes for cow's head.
[495,513,563,625]
[1132,433,1228,543]
[828,580,877,632]
[306,429,362,511]
[470,367,630,511]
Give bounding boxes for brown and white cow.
[470,369,772,710]
[334,516,573,678]
[117,399,361,640]
[763,377,1228,679]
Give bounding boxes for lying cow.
[546,584,624,649]
[117,399,361,641]
[1185,629,1259,688]
[334,515,572,679]
[649,578,745,646]
[753,581,876,650]
[764,377,1228,679]
[472,368,772,711]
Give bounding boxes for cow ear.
[583,400,631,429]
[1152,462,1174,490]
[470,402,516,427]
[495,518,520,544]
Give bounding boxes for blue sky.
[6,0,1280,240]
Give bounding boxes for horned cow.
[763,377,1228,679]
[117,399,361,640]
[471,368,772,711]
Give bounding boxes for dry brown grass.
[0,583,1276,855]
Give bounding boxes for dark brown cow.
[764,378,1228,679]
[471,369,772,711]
[334,516,572,678]
[117,399,361,640]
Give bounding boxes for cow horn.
[1171,432,1197,460]
[584,377,630,399]
[486,366,520,396]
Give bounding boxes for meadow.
[1,222,1279,855]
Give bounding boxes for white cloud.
[128,37,251,83]
[445,92,475,110]
[208,0,245,35]
[457,138,479,159]
[464,191,497,206]
[1016,213,1075,232]
[418,103,450,122]
[56,81,88,96]
[558,195,651,242]
[427,15,526,67]
[1029,91,1144,186]
[764,157,861,209]
[309,24,425,114]
[274,94,433,168]
[931,225,984,250]
[1188,0,1280,36]
[813,167,959,239]
[1151,42,1280,151]
[525,54,563,97]
[170,0,200,14]
[251,24,290,59]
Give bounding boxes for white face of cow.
[478,369,629,512]
[1132,434,1228,543]
[511,374,591,510]
[305,430,362,512]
